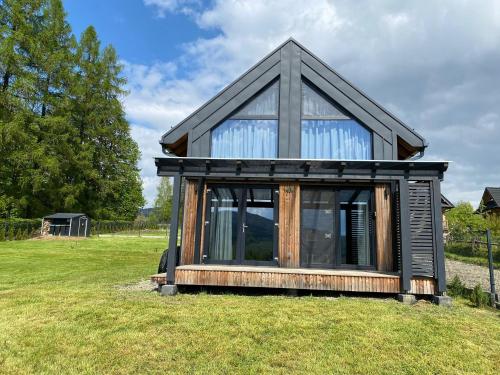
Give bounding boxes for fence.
[92,221,169,238]
[0,219,170,240]
[446,229,498,307]
[0,219,42,241]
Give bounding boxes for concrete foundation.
[397,293,416,305]
[160,284,178,296]
[432,295,452,307]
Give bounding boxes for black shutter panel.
[408,182,435,277]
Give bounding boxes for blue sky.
[65,0,216,65]
[62,0,500,208]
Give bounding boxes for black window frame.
[202,183,279,266]
[300,184,376,270]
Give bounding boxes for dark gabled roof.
[44,213,87,219]
[482,187,500,210]
[160,38,427,154]
[441,194,454,210]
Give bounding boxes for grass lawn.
[0,238,499,374]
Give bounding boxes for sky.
[63,0,500,208]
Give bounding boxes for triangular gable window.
[302,82,346,118]
[301,81,372,160]
[211,80,279,158]
[233,81,279,117]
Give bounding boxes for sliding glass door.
[301,187,374,269]
[203,185,278,265]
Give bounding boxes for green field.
[0,238,499,374]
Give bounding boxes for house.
[41,213,90,237]
[153,39,448,298]
[479,187,500,216]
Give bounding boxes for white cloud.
[144,0,200,17]
[133,0,500,206]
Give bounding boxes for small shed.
[41,213,90,237]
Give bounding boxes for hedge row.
[0,219,42,241]
[90,221,167,235]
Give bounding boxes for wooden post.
[167,175,182,285]
[375,184,393,272]
[399,179,412,293]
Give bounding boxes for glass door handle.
[242,224,248,233]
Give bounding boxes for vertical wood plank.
[279,182,301,268]
[180,180,198,265]
[375,184,393,272]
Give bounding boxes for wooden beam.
[278,182,300,268]
[375,184,393,272]
[180,180,198,265]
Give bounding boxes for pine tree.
[0,0,144,219]
[72,27,144,219]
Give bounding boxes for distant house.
[479,187,500,216]
[154,39,448,297]
[41,213,90,237]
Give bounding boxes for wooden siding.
[180,180,198,265]
[152,267,435,295]
[410,277,436,295]
[278,183,300,267]
[173,265,402,293]
[375,184,393,272]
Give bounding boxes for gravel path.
[446,259,499,292]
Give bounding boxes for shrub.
[469,284,489,307]
[448,276,467,298]
[8,225,14,241]
[0,226,5,241]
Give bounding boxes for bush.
[469,284,489,308]
[448,276,467,298]
[0,219,42,241]
[8,225,14,241]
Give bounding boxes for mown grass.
[0,238,499,374]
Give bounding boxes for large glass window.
[204,185,278,265]
[301,187,374,269]
[211,81,279,158]
[300,82,372,159]
[339,190,372,266]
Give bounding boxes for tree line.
[0,0,144,220]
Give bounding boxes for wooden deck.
[151,265,436,294]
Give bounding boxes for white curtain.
[209,188,235,261]
[211,119,278,158]
[301,119,372,160]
